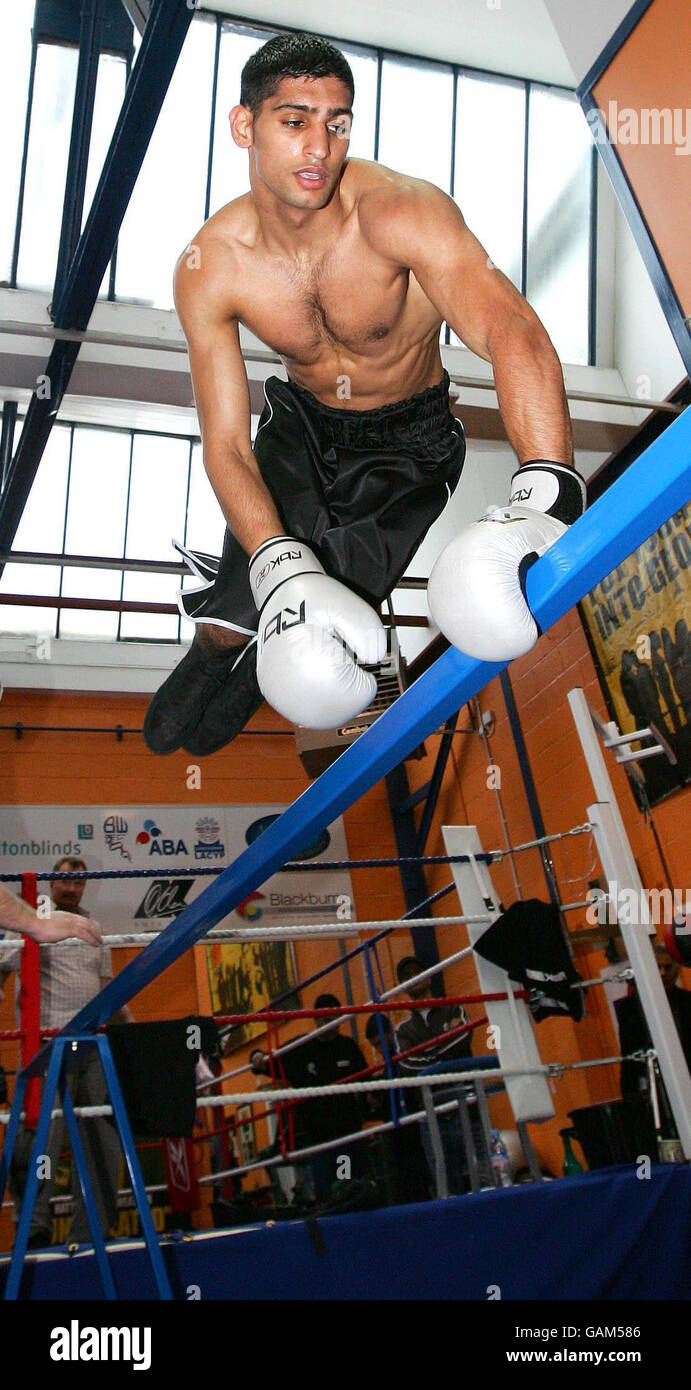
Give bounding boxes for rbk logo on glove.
[254,547,304,591]
[262,601,306,641]
[249,536,386,729]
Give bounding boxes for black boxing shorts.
[176,370,466,636]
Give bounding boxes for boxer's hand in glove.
[427,462,586,662]
[249,537,387,728]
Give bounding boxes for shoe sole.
[183,651,263,756]
[143,644,242,754]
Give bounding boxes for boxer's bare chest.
[233,218,437,366]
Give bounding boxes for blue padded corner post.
[22,406,689,1051]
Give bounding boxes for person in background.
[251,993,369,1203]
[615,939,691,1128]
[394,956,475,1193]
[394,956,473,1068]
[0,857,134,1249]
[364,1012,430,1204]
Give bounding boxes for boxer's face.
[234,75,352,211]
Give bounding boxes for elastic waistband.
[285,371,455,449]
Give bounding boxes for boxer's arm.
[360,180,573,466]
[174,244,283,555]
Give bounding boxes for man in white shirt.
[0,857,133,1248]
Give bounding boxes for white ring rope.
[197,919,621,1093]
[0,915,491,951]
[0,1051,645,1128]
[0,898,599,954]
[199,1098,466,1186]
[198,899,614,1091]
[190,1051,636,1107]
[199,1049,645,1184]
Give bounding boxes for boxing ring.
[1,406,690,1300]
[28,409,691,1035]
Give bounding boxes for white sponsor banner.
[0,805,354,935]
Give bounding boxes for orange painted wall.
[1,615,689,1243]
[593,0,691,314]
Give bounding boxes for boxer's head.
[231,35,354,211]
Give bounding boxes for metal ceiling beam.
[53,0,103,311]
[120,0,150,36]
[0,0,194,565]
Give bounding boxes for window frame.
[5,8,597,363]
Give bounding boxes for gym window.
[0,411,232,643]
[2,6,596,367]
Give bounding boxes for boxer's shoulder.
[173,195,257,320]
[354,162,455,261]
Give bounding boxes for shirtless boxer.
[144,33,585,756]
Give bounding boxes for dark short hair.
[365,1013,394,1043]
[314,993,341,1011]
[396,956,421,984]
[52,856,87,875]
[240,33,354,117]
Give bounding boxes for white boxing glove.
[427,461,586,662]
[249,537,387,728]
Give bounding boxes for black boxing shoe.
[183,642,264,756]
[143,637,244,755]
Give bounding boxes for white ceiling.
[203,0,578,86]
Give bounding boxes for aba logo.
[134,878,194,920]
[136,818,160,845]
[245,815,330,861]
[236,892,265,921]
[194,815,225,862]
[103,814,130,861]
[137,817,188,857]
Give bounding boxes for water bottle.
[490,1130,513,1187]
[560,1127,585,1176]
